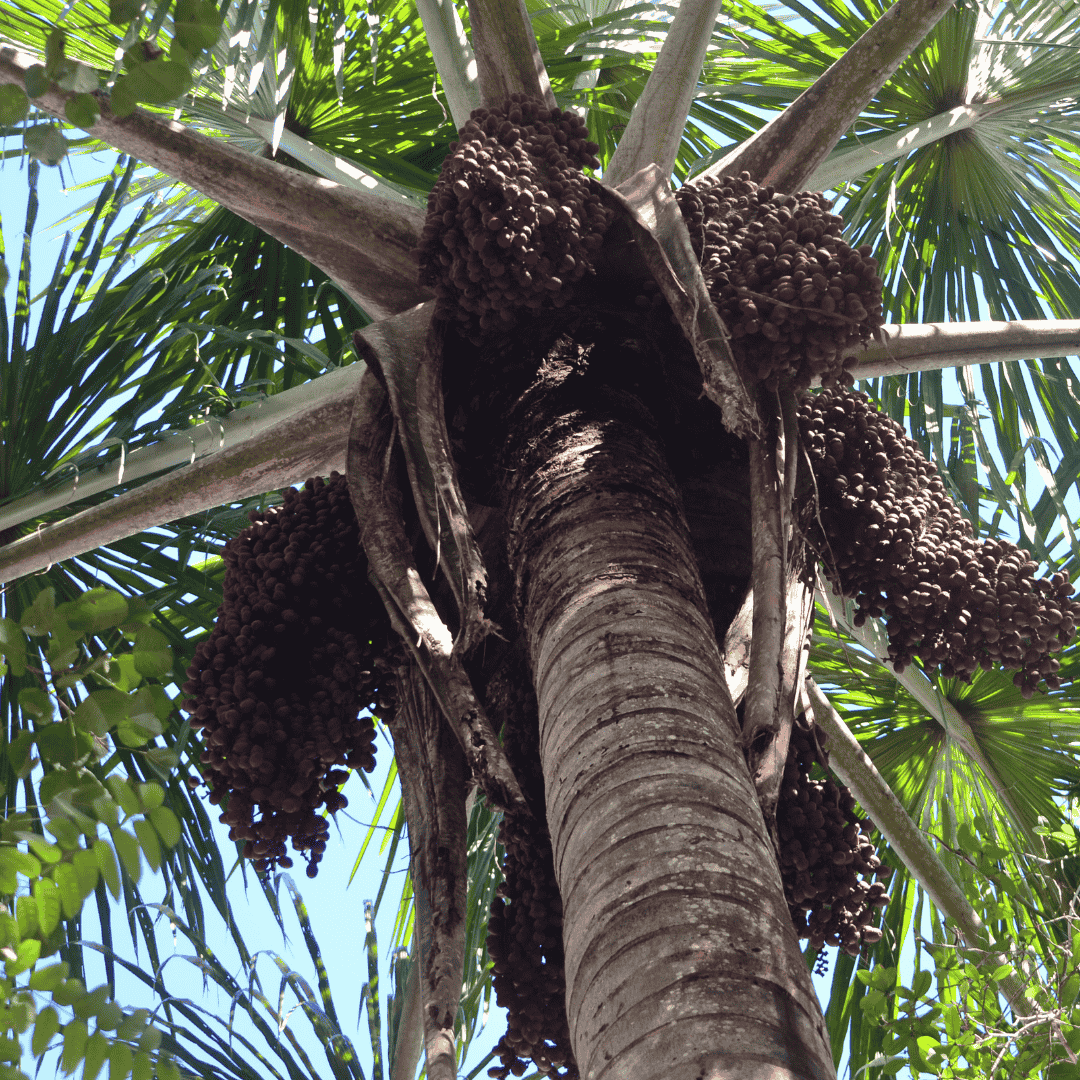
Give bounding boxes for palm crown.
[1,0,1080,1076]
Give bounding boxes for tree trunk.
[499,338,835,1079]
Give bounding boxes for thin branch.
[0,45,428,321]
[603,0,724,187]
[416,0,482,128]
[703,0,959,191]
[844,320,1080,381]
[466,0,556,108]
[804,677,1029,1011]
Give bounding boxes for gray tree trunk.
[499,341,834,1079]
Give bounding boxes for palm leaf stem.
[466,0,556,108]
[845,320,1080,382]
[603,0,724,187]
[821,587,1035,838]
[804,677,1030,1011]
[416,0,481,127]
[704,0,959,191]
[0,361,367,534]
[0,45,428,321]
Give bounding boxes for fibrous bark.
[499,335,834,1080]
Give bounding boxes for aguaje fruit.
[182,474,396,876]
[484,665,576,1080]
[778,714,890,955]
[675,172,884,389]
[417,95,612,342]
[799,388,1080,694]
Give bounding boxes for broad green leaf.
[56,62,100,95]
[103,778,140,818]
[130,1050,151,1080]
[135,783,164,812]
[174,0,224,54]
[23,64,48,98]
[109,0,143,23]
[69,849,98,898]
[44,28,65,80]
[51,978,87,1008]
[60,1018,88,1075]
[45,817,82,851]
[82,1031,109,1080]
[148,806,180,849]
[18,687,53,723]
[51,863,83,920]
[92,842,119,901]
[107,1041,132,1080]
[32,1006,60,1057]
[23,125,68,167]
[131,819,160,873]
[8,995,35,1036]
[131,626,172,679]
[23,835,62,865]
[0,619,27,677]
[47,624,81,669]
[5,938,41,978]
[109,828,140,883]
[108,77,137,118]
[55,589,128,634]
[73,986,110,1021]
[136,1026,160,1052]
[72,690,131,736]
[0,848,42,883]
[103,653,141,692]
[0,83,28,125]
[36,724,79,768]
[29,963,69,993]
[0,1034,20,1062]
[116,60,192,108]
[34,877,62,937]
[96,1001,122,1031]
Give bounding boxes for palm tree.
[2,0,1080,1077]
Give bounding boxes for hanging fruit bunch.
[777,713,890,956]
[417,94,612,342]
[798,387,1080,694]
[182,473,397,876]
[675,171,885,389]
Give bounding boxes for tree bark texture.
[500,347,835,1079]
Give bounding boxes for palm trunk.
[499,342,834,1079]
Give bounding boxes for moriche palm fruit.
[182,474,395,876]
[778,714,890,956]
[799,388,1080,694]
[676,171,885,389]
[417,95,612,342]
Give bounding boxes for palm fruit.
[799,387,1080,694]
[675,171,885,388]
[417,94,612,341]
[181,474,397,876]
[778,714,890,956]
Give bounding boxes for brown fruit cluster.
[182,474,395,876]
[675,172,884,388]
[417,95,612,341]
[485,665,576,1080]
[799,388,1079,694]
[779,714,890,956]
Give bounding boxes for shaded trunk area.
[494,331,834,1079]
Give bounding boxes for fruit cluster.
[182,474,395,876]
[778,714,890,955]
[417,95,611,341]
[799,388,1080,693]
[485,666,576,1080]
[675,172,885,388]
